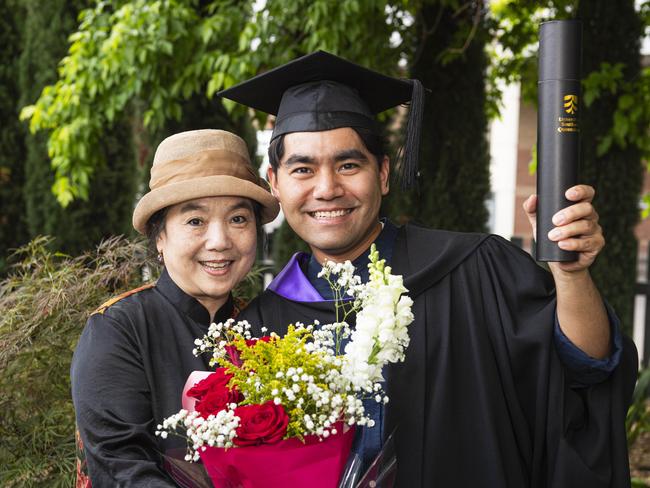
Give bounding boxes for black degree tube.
[536,19,581,262]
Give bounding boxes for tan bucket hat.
[132,129,280,234]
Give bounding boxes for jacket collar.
[155,268,234,326]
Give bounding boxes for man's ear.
[267,166,280,199]
[380,156,390,196]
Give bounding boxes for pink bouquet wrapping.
[199,419,354,488]
[157,246,414,488]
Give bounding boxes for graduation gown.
[239,223,638,488]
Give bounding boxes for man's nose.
[313,169,344,200]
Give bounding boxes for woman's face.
[157,196,257,317]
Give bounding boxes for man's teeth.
[202,261,230,270]
[312,209,351,219]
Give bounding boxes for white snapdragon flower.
[338,244,414,390]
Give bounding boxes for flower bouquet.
[157,246,414,488]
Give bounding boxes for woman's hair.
[267,126,387,172]
[144,200,264,256]
[144,207,169,255]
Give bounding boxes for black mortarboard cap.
[218,51,424,188]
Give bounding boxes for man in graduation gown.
[219,51,638,487]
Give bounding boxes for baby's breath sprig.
[192,318,255,367]
[156,406,240,461]
[317,259,361,326]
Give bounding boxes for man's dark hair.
[267,127,387,172]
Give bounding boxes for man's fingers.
[557,234,605,253]
[553,202,598,226]
[523,194,537,215]
[565,184,595,203]
[548,220,600,241]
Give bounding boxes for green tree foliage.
[18,0,139,256]
[577,0,644,336]
[21,0,401,206]
[19,0,247,204]
[582,2,650,172]
[486,0,577,110]
[0,0,28,274]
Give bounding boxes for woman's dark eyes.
[185,215,250,226]
[231,215,248,224]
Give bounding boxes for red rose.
[187,369,243,417]
[225,336,272,367]
[195,387,242,418]
[187,368,231,400]
[233,401,289,446]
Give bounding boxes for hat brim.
[132,175,280,234]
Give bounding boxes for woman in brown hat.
[71,129,279,487]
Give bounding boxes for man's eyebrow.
[333,149,369,163]
[283,150,369,166]
[282,154,316,166]
[178,202,208,213]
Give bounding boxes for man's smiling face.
[268,127,389,263]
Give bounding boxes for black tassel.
[397,79,425,190]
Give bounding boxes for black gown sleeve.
[475,235,637,487]
[71,312,176,487]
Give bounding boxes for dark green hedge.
[0,0,27,274]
